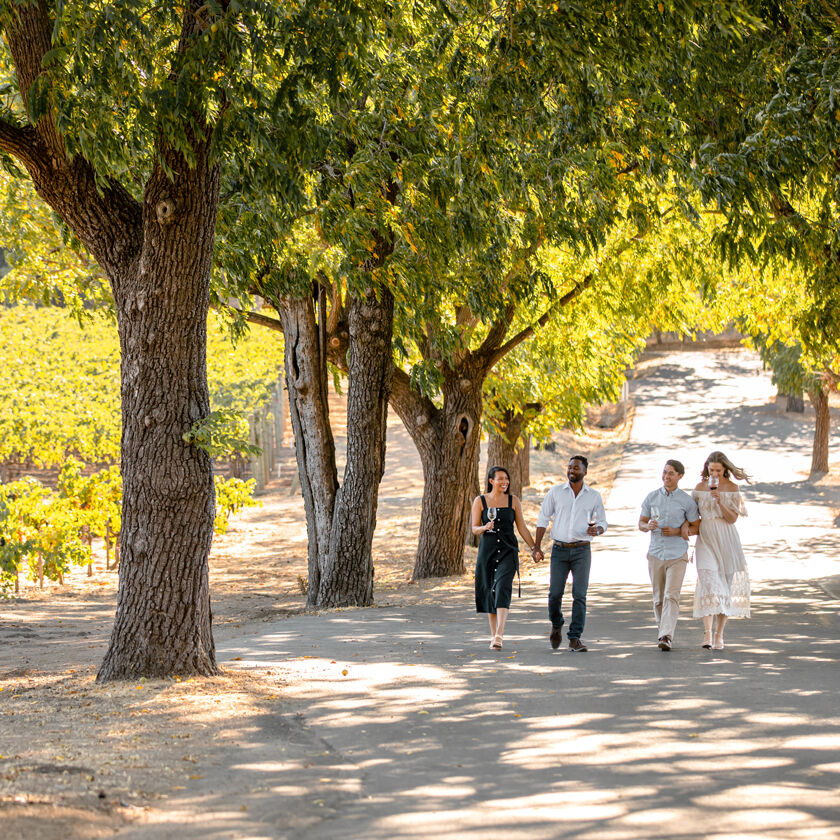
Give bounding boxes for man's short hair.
[665,459,685,476]
[570,454,589,469]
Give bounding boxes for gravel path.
[171,348,840,840]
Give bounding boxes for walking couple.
[472,455,606,652]
[640,451,751,651]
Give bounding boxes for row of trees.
[0,1,836,679]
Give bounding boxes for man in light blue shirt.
[639,459,700,651]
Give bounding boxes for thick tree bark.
[99,147,220,680]
[807,386,830,477]
[317,290,394,606]
[785,392,805,413]
[464,457,481,548]
[274,288,394,607]
[487,410,525,495]
[391,366,485,578]
[487,413,533,496]
[3,2,220,680]
[517,434,531,489]
[277,295,338,604]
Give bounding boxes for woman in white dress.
[691,451,751,650]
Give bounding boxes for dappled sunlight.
[197,350,840,839]
[673,756,793,772]
[374,789,632,832]
[697,784,839,808]
[782,734,840,750]
[213,563,840,840]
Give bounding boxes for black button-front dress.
[475,494,519,613]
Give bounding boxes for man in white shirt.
[533,455,607,652]
[638,459,700,651]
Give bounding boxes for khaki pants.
[647,553,688,639]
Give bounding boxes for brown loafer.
[568,638,587,652]
[658,635,672,651]
[550,627,562,649]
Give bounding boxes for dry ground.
[0,387,633,837]
[2,360,838,837]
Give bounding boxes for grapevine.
[0,306,280,593]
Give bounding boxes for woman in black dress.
[471,466,541,650]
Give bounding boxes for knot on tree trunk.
[156,199,177,225]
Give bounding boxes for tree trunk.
[276,289,395,607]
[278,295,338,605]
[464,457,481,548]
[317,290,394,606]
[786,392,805,413]
[516,434,531,490]
[98,148,219,681]
[487,410,525,495]
[807,386,830,477]
[392,369,485,578]
[3,1,220,680]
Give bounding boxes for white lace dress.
[692,490,750,618]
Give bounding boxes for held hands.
[530,546,544,563]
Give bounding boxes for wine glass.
[588,509,597,532]
[650,505,661,531]
[487,507,497,531]
[708,474,719,491]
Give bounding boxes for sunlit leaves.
[0,306,283,472]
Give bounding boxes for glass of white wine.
[650,505,661,531]
[486,507,497,531]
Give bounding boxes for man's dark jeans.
[548,543,591,640]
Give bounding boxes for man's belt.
[554,540,590,548]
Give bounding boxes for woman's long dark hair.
[486,466,511,493]
[702,451,751,483]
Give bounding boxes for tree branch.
[1,5,144,278]
[486,274,594,367]
[476,301,517,359]
[0,118,39,165]
[388,365,439,438]
[222,303,285,333]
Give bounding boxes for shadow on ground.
[108,578,840,839]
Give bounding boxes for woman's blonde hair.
[702,451,751,483]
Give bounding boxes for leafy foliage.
[0,306,283,474]
[214,475,258,535]
[184,409,262,460]
[670,2,840,351]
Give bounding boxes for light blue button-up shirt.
[641,486,699,561]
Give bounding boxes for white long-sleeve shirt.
[536,482,608,543]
